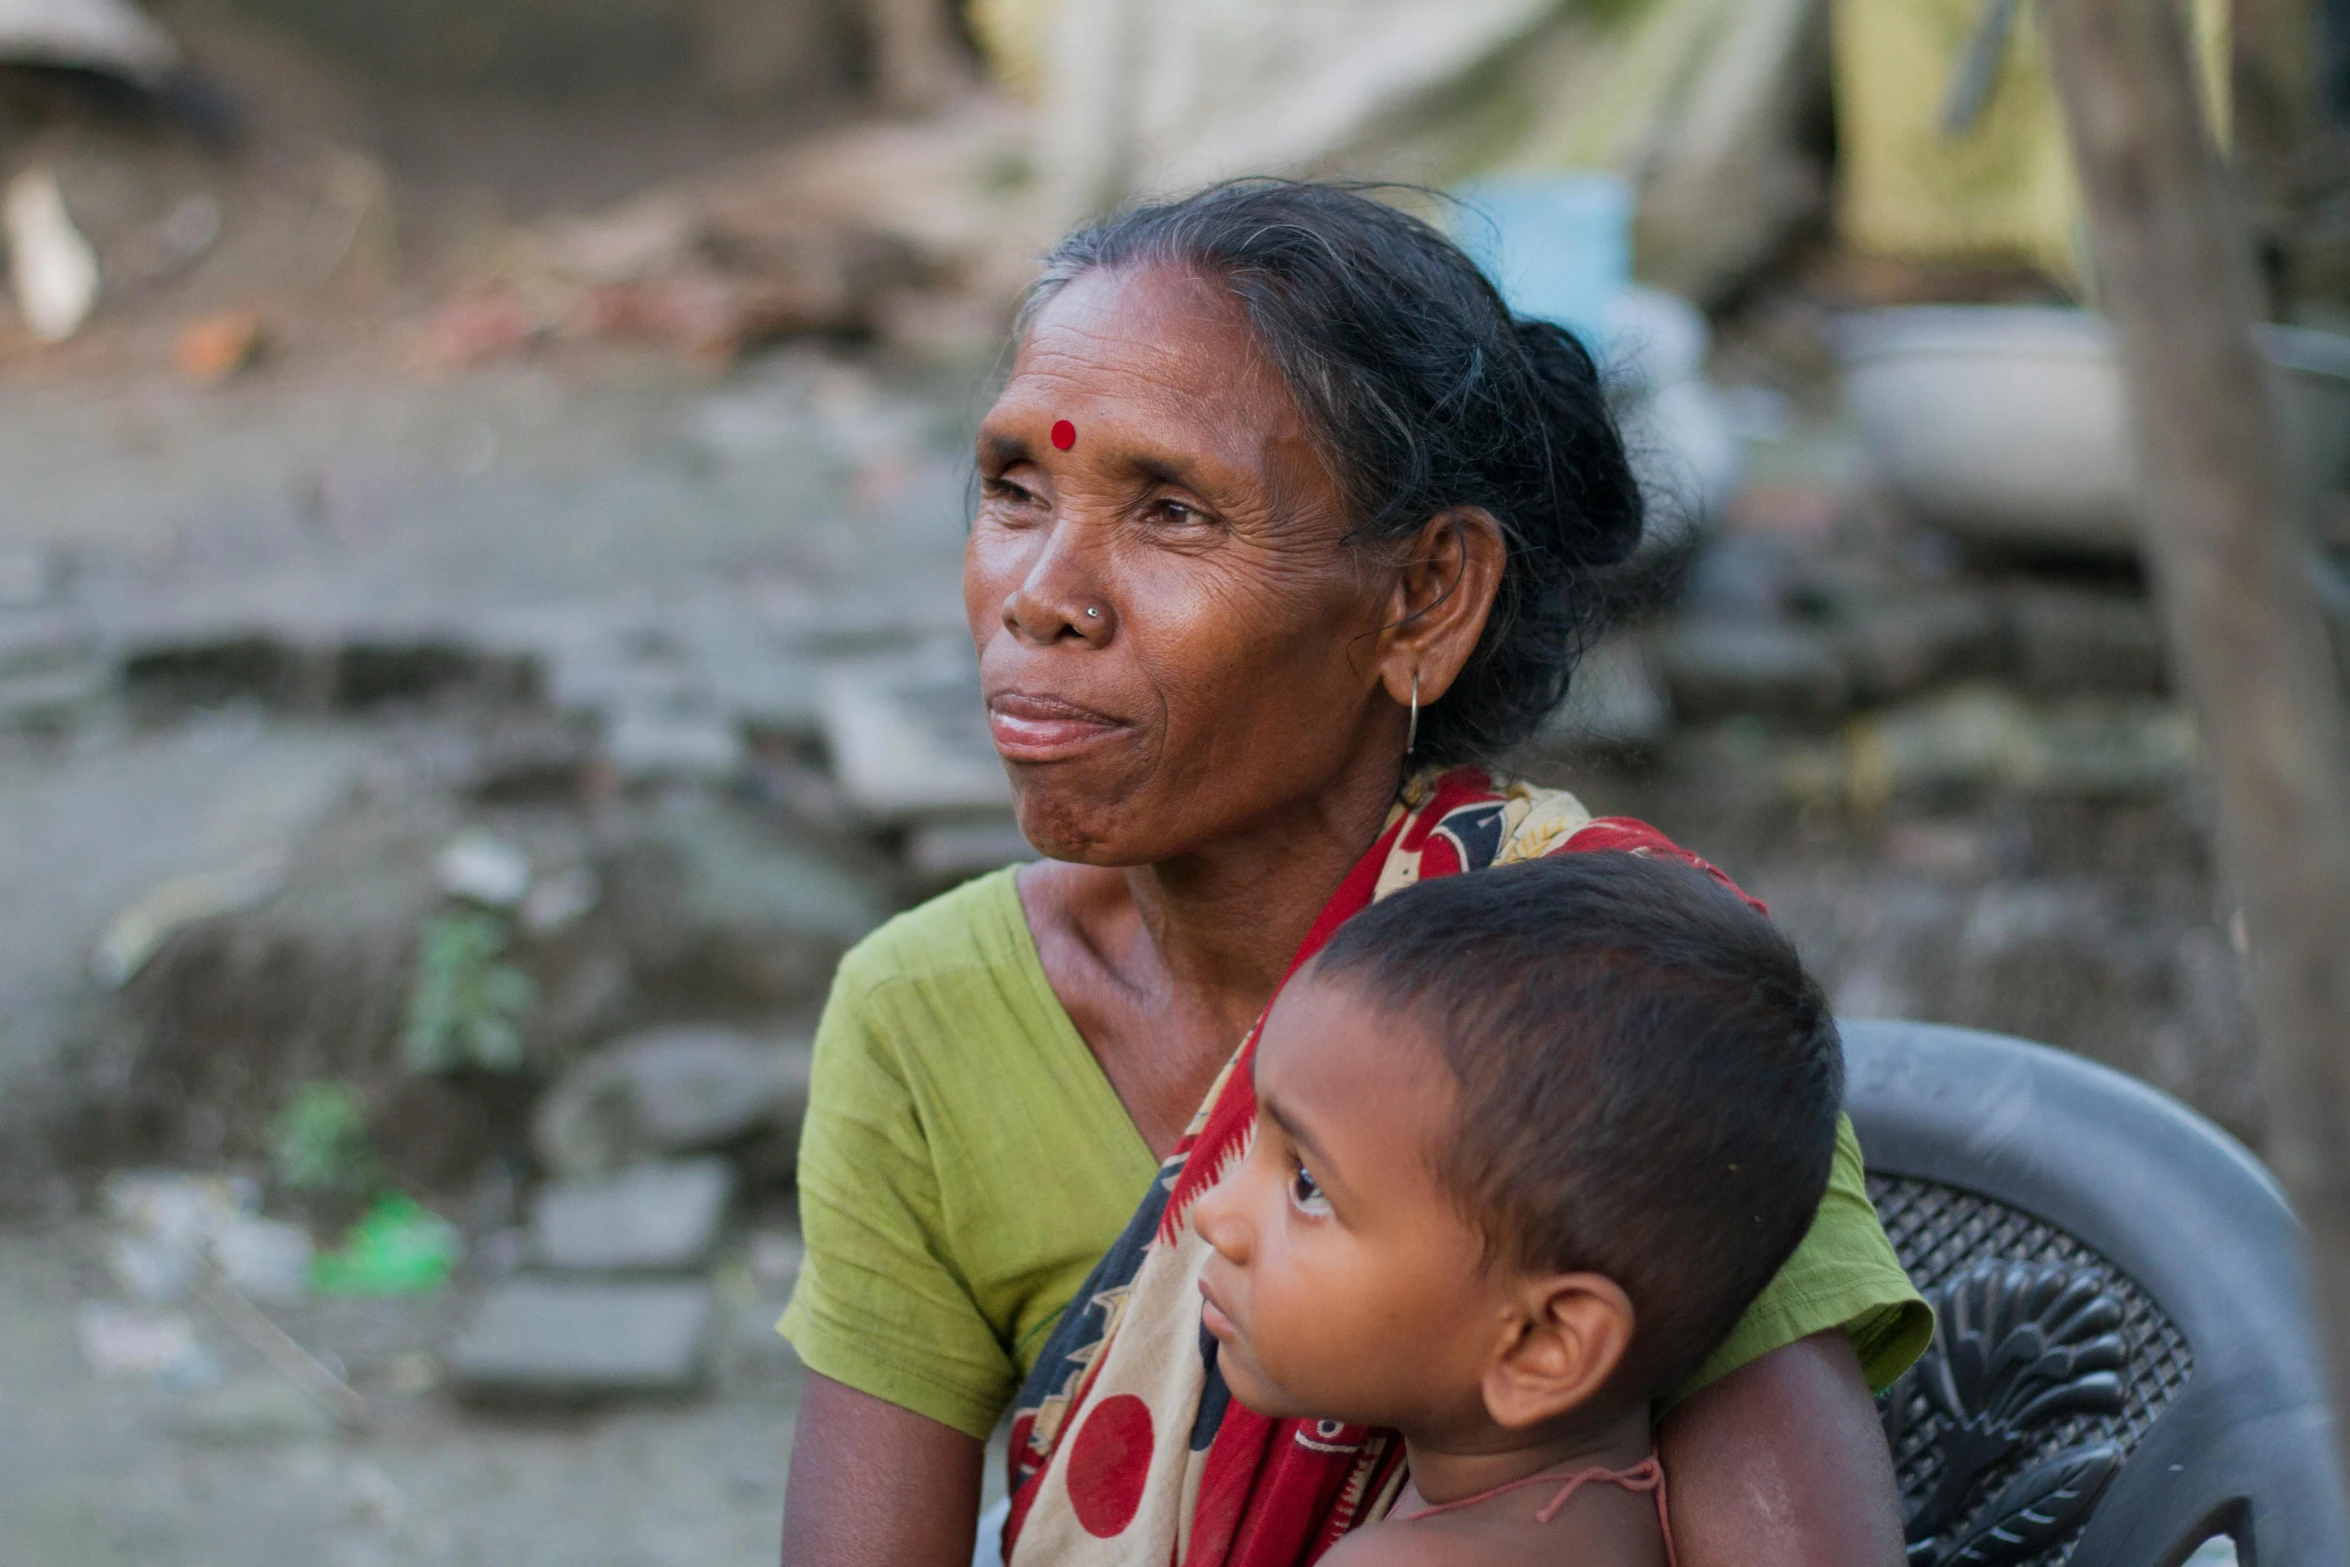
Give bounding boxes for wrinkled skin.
[779,265,1905,1567]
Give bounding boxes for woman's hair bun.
[1021,180,1647,764]
[1509,315,1645,569]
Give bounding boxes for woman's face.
[967,263,1404,864]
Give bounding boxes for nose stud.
[1084,606,1101,619]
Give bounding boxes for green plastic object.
[310,1194,462,1297]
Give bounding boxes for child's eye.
[1288,1163,1332,1217]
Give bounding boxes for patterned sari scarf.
[1000,767,1756,1566]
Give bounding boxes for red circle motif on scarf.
[1067,1393,1156,1537]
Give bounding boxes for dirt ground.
[0,1226,806,1567]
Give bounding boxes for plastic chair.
[1843,1019,2349,1567]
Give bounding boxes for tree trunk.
[2042,0,2350,1501]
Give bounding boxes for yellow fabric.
[1832,0,2230,286]
[782,865,1929,1438]
[968,0,1053,101]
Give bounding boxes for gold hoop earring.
[1407,671,1420,754]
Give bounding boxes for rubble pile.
[0,0,1036,377]
[430,106,1041,367]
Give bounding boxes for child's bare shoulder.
[1320,1522,1487,1567]
[1323,1518,1582,1567]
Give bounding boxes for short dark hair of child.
[1310,850,1843,1407]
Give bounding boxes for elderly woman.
[779,183,1929,1567]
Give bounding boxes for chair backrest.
[1841,1019,2347,1567]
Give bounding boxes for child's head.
[1191,851,1841,1445]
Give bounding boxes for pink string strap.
[1390,1453,1675,1567]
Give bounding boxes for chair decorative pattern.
[1869,1174,2196,1567]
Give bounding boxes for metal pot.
[1836,306,2350,557]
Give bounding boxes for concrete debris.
[209,1216,314,1307]
[532,1026,809,1180]
[0,610,88,675]
[106,1229,198,1304]
[75,1302,213,1381]
[169,1376,345,1445]
[1628,544,2180,743]
[0,0,179,84]
[93,1171,316,1311]
[437,831,532,909]
[1660,619,1851,727]
[528,1157,735,1272]
[1838,590,2007,704]
[744,1228,803,1288]
[520,866,600,936]
[472,1227,527,1279]
[614,804,888,1007]
[446,1277,719,1397]
[0,546,57,609]
[2008,586,2169,696]
[93,856,283,987]
[5,169,102,344]
[1539,634,1672,748]
[539,616,764,783]
[0,610,104,730]
[1683,534,1797,618]
[905,818,1036,883]
[100,1170,258,1301]
[100,1168,258,1231]
[1782,686,2199,809]
[700,648,824,742]
[820,660,1010,822]
[603,702,745,782]
[343,1459,407,1528]
[382,1352,441,1396]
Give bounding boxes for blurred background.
[0,0,2345,1562]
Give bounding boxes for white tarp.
[1115,0,1552,196]
[996,0,1826,305]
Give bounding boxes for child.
[1190,850,1844,1566]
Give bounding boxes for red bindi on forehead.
[1051,419,1077,451]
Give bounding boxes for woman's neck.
[1123,749,1407,1025]
[1021,736,1417,1155]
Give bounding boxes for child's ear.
[1479,1273,1636,1431]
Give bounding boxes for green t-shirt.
[781,868,1931,1441]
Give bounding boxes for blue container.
[1450,173,1632,349]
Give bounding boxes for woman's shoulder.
[822,866,1070,1063]
[833,864,1031,993]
